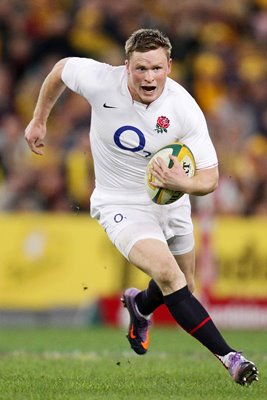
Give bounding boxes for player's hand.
[25,119,47,155]
[151,154,191,192]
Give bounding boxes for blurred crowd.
[0,0,266,215]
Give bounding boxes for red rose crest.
[155,116,170,133]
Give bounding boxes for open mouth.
[141,86,156,93]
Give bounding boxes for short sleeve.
[180,98,218,170]
[61,57,109,101]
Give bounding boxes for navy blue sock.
[164,286,235,356]
[135,279,164,315]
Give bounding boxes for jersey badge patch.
[154,116,170,134]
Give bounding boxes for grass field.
[0,326,266,400]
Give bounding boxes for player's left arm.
[151,155,218,196]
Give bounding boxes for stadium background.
[0,0,266,328]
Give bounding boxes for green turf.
[0,327,265,400]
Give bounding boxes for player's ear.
[125,59,130,73]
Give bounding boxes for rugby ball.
[145,142,196,205]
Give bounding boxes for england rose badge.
[154,116,170,134]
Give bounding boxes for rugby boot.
[121,287,151,355]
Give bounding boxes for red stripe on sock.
[189,316,211,335]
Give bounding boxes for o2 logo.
[114,125,151,157]
[114,213,124,223]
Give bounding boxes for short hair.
[125,28,172,59]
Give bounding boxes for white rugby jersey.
[62,58,218,205]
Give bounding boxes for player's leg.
[122,238,186,354]
[134,234,195,316]
[129,238,186,294]
[94,201,258,384]
[125,238,258,385]
[128,238,233,357]
[134,278,163,316]
[123,235,196,355]
[133,245,196,318]
[173,248,195,293]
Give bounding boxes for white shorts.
[91,193,194,260]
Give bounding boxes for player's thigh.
[129,238,186,294]
[91,202,163,256]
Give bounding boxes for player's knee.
[154,262,185,291]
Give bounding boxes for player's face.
[126,48,172,105]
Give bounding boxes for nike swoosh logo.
[141,331,149,350]
[129,324,136,339]
[129,324,150,350]
[103,103,117,108]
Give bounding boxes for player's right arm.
[25,58,69,155]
